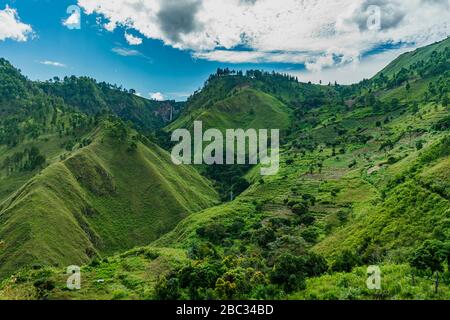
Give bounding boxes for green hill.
[0,119,218,278]
[376,37,450,79]
[166,69,341,134]
[38,77,183,130]
[167,88,290,132]
[0,57,181,133]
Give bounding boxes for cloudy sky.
[0,0,449,100]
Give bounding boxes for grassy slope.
[0,124,218,278]
[0,247,189,300]
[314,135,450,260]
[293,264,450,300]
[0,121,90,204]
[375,37,450,78]
[167,88,291,132]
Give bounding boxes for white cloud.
[112,46,153,63]
[78,0,450,71]
[112,47,141,56]
[0,6,33,42]
[289,48,411,85]
[125,32,143,45]
[194,50,309,64]
[150,92,165,101]
[39,60,67,68]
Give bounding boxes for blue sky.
[0,0,449,101]
[0,0,309,100]
[0,0,224,100]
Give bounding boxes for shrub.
[331,250,362,273]
[292,203,308,216]
[154,277,181,300]
[303,252,329,277]
[299,213,316,226]
[301,227,321,243]
[270,254,307,293]
[416,140,424,150]
[252,226,276,248]
[187,241,218,260]
[196,223,228,244]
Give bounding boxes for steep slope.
[166,70,343,133]
[0,57,181,133]
[167,87,291,132]
[38,77,183,130]
[376,37,450,78]
[0,120,218,278]
[0,58,32,115]
[165,76,294,200]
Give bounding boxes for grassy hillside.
[376,37,450,78]
[166,69,340,133]
[0,120,218,278]
[0,39,449,300]
[0,247,189,300]
[167,88,290,132]
[293,264,450,300]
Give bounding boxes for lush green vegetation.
[0,118,218,279]
[0,38,449,300]
[38,76,184,131]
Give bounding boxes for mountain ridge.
[0,118,218,278]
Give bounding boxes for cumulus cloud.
[125,32,143,45]
[157,0,202,43]
[150,92,165,101]
[290,47,412,85]
[0,6,33,42]
[77,0,450,71]
[40,60,67,68]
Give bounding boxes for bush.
[299,213,316,226]
[154,277,181,300]
[416,140,424,151]
[302,194,316,206]
[127,141,138,153]
[301,227,321,243]
[387,156,398,164]
[331,250,362,273]
[33,278,56,299]
[187,241,218,260]
[337,210,349,223]
[292,203,308,216]
[303,252,329,277]
[252,226,276,248]
[196,223,228,244]
[270,254,307,293]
